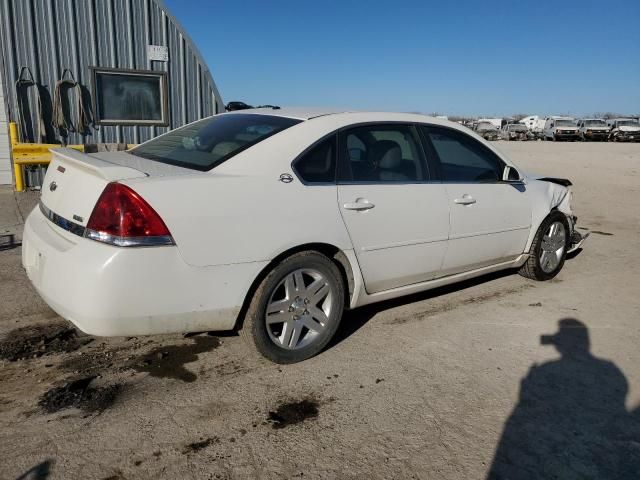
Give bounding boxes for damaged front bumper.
[567,215,590,254]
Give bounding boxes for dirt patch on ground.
[128,335,220,382]
[182,436,221,454]
[38,376,120,414]
[0,322,91,361]
[267,397,320,429]
[61,348,129,376]
[388,284,534,325]
[59,338,152,376]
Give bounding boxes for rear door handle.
[343,199,375,211]
[454,195,476,205]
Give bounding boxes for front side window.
[131,114,301,171]
[340,125,426,182]
[294,136,336,183]
[424,126,504,182]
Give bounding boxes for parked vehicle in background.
[544,117,579,141]
[501,123,534,141]
[519,116,545,140]
[475,121,501,141]
[576,119,609,141]
[606,118,640,142]
[520,115,542,131]
[477,118,503,130]
[20,108,589,363]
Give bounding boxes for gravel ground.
[1,141,639,479]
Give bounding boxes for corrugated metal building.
[0,66,10,184]
[0,0,224,185]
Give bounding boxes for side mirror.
[503,165,524,183]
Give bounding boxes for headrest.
[303,147,332,173]
[371,140,402,169]
[211,141,241,157]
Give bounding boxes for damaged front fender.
[523,174,589,253]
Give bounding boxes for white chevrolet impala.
[22,109,588,363]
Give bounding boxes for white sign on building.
[147,45,169,62]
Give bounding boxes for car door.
[337,123,449,294]
[421,125,532,276]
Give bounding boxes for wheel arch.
[525,205,572,253]
[233,243,358,331]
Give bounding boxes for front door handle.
[454,195,476,205]
[343,199,375,211]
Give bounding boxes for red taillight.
[86,183,173,247]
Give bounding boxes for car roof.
[224,107,451,125]
[225,107,348,120]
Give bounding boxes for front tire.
[241,251,345,363]
[519,211,569,281]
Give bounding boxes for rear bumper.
[22,207,267,336]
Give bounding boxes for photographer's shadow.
[488,318,640,479]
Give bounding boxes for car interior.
[344,128,423,182]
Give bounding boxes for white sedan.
[22,108,588,363]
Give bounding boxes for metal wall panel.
[0,65,12,184]
[0,0,223,146]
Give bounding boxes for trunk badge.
[49,181,58,192]
[279,173,294,183]
[57,166,66,173]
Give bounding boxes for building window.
[91,67,169,126]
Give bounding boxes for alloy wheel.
[540,221,566,273]
[265,268,334,350]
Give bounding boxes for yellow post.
[9,121,18,146]
[13,163,24,192]
[9,123,25,191]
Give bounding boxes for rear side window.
[294,136,337,183]
[340,125,427,182]
[131,114,302,171]
[423,126,504,182]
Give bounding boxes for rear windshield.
[131,114,302,171]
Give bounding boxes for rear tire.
[241,251,345,363]
[519,211,569,281]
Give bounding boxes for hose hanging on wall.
[15,66,46,143]
[51,69,92,145]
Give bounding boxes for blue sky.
[166,0,640,117]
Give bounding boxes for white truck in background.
[576,119,610,141]
[543,116,580,141]
[606,118,640,142]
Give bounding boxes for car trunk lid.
[41,148,149,227]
